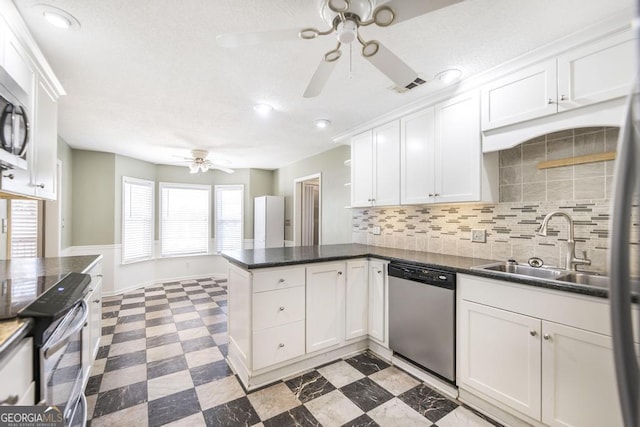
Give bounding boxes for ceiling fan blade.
[303,58,338,98]
[211,165,235,174]
[216,29,301,48]
[378,0,462,26]
[364,41,420,89]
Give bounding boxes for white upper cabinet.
[32,78,57,199]
[400,91,493,205]
[482,29,635,131]
[1,23,34,105]
[351,121,400,207]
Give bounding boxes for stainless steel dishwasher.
[388,262,456,383]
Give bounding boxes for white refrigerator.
[254,196,284,248]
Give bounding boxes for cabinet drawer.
[253,287,305,331]
[253,267,305,293]
[252,321,305,370]
[0,337,33,405]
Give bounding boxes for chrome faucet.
[536,211,591,271]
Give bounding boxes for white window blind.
[215,185,244,253]
[122,177,154,263]
[160,183,211,256]
[10,200,38,258]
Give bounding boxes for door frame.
[293,173,322,247]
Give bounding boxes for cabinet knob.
[434,193,440,197]
[2,174,13,180]
[560,94,567,101]
[428,193,434,197]
[377,270,382,274]
[529,330,537,337]
[278,278,285,283]
[97,274,103,278]
[548,98,554,104]
[543,334,552,341]
[0,395,19,405]
[338,271,343,276]
[29,183,45,189]
[278,343,285,348]
[279,306,285,311]
[93,299,100,304]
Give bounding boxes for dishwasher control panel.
[388,263,455,289]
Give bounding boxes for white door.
[557,30,635,111]
[33,78,57,200]
[459,300,541,420]
[541,321,628,427]
[345,260,368,340]
[481,58,558,130]
[306,263,345,353]
[401,107,436,205]
[351,131,373,207]
[372,121,400,206]
[435,91,482,203]
[368,260,386,343]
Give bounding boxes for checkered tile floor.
[87,277,502,427]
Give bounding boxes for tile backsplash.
[351,127,639,275]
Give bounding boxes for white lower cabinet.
[458,274,637,427]
[253,321,305,370]
[345,260,368,340]
[0,337,34,406]
[306,262,345,353]
[82,261,103,384]
[368,260,386,343]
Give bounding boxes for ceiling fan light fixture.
[314,119,331,129]
[189,162,199,174]
[436,68,462,85]
[336,19,358,44]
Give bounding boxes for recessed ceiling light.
[36,5,81,31]
[436,69,462,85]
[314,119,331,129]
[253,103,273,116]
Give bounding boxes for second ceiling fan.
[216,0,462,97]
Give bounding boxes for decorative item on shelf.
[537,151,616,169]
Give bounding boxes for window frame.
[159,182,211,257]
[214,184,244,254]
[121,176,155,264]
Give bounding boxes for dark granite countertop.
[222,243,624,301]
[0,255,102,361]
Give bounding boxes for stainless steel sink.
[472,262,569,280]
[556,272,610,288]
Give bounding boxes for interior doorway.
[293,173,321,246]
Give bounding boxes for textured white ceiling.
[15,0,634,169]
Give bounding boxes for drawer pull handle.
[279,306,285,311]
[97,274,103,278]
[529,330,537,337]
[0,395,19,405]
[278,278,285,283]
[543,334,552,341]
[278,343,285,348]
[377,270,382,274]
[93,299,101,304]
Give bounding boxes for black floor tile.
[146,332,180,349]
[189,359,234,386]
[190,297,213,305]
[217,343,228,357]
[96,346,110,359]
[342,413,380,427]
[165,288,184,294]
[398,384,458,423]
[104,350,146,372]
[344,351,390,376]
[175,318,205,331]
[216,300,228,307]
[285,371,335,404]
[197,307,224,317]
[145,316,175,328]
[101,325,115,336]
[145,304,170,313]
[101,311,119,320]
[263,405,320,427]
[340,378,393,412]
[111,329,146,344]
[167,295,190,303]
[92,381,147,418]
[119,302,146,311]
[206,322,227,334]
[85,374,102,396]
[116,313,146,324]
[145,294,167,301]
[147,355,188,380]
[171,305,196,315]
[202,396,260,427]
[208,290,226,297]
[148,388,201,427]
[102,300,121,307]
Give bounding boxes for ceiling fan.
[176,149,235,174]
[216,0,462,97]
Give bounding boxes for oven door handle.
[42,300,88,359]
[73,392,87,427]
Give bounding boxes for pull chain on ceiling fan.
[216,0,462,97]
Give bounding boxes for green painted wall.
[273,145,351,244]
[71,150,116,245]
[57,137,73,249]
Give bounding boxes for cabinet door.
[345,260,368,340]
[89,276,103,360]
[351,131,373,207]
[372,121,400,206]
[401,107,436,205]
[2,29,34,105]
[435,91,482,203]
[306,263,344,353]
[33,79,57,199]
[541,321,630,427]
[557,30,635,111]
[459,300,541,420]
[481,59,557,130]
[368,260,385,343]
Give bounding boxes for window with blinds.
[122,177,154,263]
[10,200,39,258]
[160,182,211,256]
[214,185,244,253]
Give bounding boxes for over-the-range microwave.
[0,65,29,170]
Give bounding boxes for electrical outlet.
[372,226,381,235]
[471,229,486,243]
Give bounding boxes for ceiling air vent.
[389,77,426,94]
